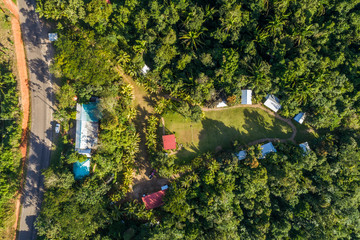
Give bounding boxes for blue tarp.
[261,142,277,158]
[73,159,90,180]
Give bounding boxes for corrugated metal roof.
[142,190,166,210]
[261,142,277,158]
[162,134,176,150]
[237,150,247,160]
[241,90,252,105]
[264,95,281,112]
[294,112,306,124]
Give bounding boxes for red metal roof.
[142,190,166,210]
[162,134,176,150]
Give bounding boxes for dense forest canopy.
[33,0,360,239]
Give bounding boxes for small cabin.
[241,90,252,105]
[264,95,281,112]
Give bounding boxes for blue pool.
[73,159,90,180]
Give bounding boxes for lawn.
[162,107,293,161]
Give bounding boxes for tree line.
[0,63,22,229]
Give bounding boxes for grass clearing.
[294,121,318,143]
[163,107,293,161]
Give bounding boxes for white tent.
[264,95,281,112]
[141,64,150,74]
[241,90,252,105]
[216,100,228,108]
[237,150,247,160]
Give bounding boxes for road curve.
[17,0,57,239]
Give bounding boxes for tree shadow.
[175,118,242,165]
[174,108,292,164]
[133,105,152,171]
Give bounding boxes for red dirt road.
[2,0,30,238]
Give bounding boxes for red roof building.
[142,190,166,210]
[162,134,176,150]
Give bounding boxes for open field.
[163,107,293,160]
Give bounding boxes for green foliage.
[0,64,21,228]
[34,0,360,239]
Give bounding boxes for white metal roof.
[241,90,252,105]
[264,95,281,112]
[237,150,247,160]
[260,142,277,158]
[299,142,311,154]
[75,103,100,151]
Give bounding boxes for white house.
[264,95,281,112]
[241,90,252,105]
[141,64,150,74]
[260,142,277,158]
[237,150,247,160]
[294,112,306,124]
[75,102,100,151]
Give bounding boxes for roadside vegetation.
[0,4,22,239]
[33,0,360,239]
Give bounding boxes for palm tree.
[265,14,289,36]
[179,28,207,50]
[132,40,147,56]
[292,24,313,45]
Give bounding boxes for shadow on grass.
[175,108,292,164]
[133,105,152,173]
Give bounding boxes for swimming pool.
[73,159,90,180]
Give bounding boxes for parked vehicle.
[55,123,60,133]
[148,169,156,179]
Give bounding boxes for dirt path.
[2,1,30,238]
[202,103,297,144]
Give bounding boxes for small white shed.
[264,95,281,112]
[241,90,252,105]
